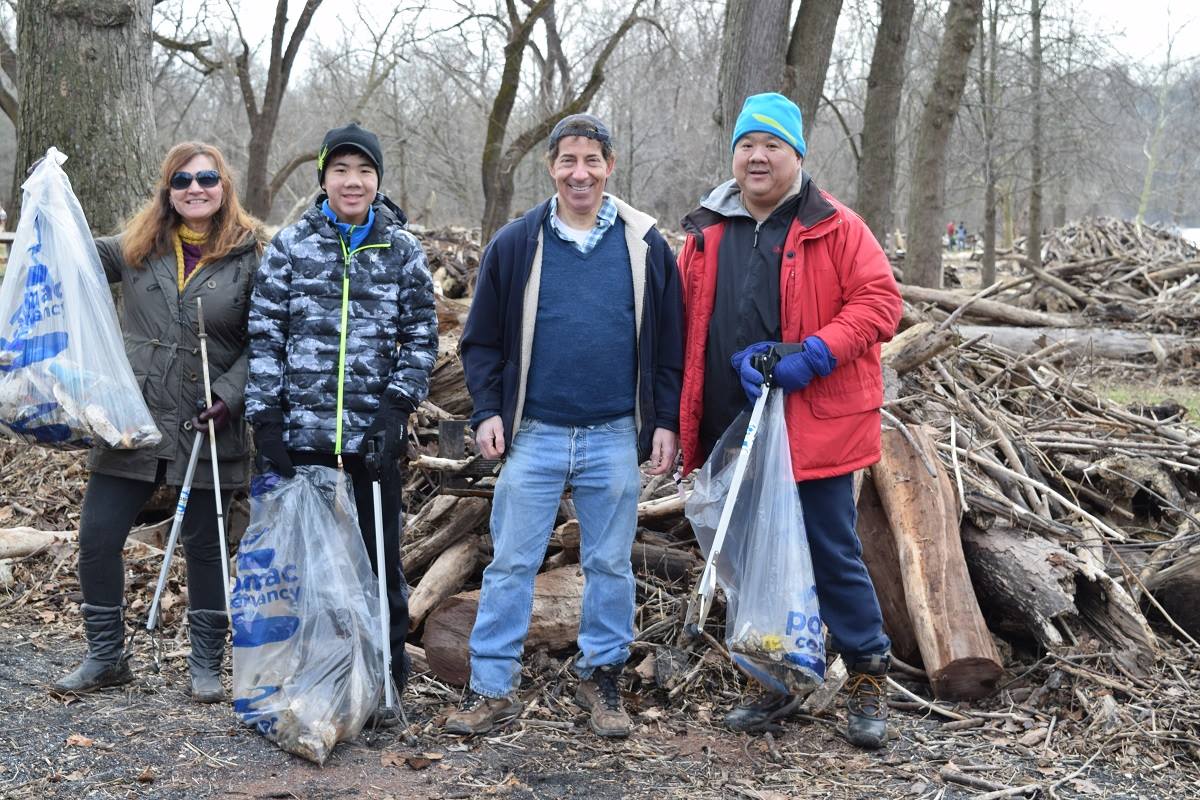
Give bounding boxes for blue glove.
[730,342,775,401]
[773,337,837,393]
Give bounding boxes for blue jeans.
[798,474,890,660]
[468,415,641,697]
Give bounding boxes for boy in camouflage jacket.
[245,123,438,702]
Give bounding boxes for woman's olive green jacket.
[87,234,261,489]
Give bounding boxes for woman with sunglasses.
[51,142,263,703]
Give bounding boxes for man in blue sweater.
[451,114,684,738]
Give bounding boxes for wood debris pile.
[1022,218,1200,335]
[413,225,482,299]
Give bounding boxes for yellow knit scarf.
[174,226,209,291]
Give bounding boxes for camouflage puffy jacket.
[245,194,438,454]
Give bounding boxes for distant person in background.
[52,142,263,703]
[956,221,967,251]
[946,220,956,250]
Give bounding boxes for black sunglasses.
[170,170,220,190]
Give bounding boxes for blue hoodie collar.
[321,198,375,250]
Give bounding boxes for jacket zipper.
[333,237,391,457]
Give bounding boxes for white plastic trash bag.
[232,466,388,765]
[686,390,825,694]
[0,147,159,449]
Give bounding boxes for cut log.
[427,349,474,417]
[959,522,1078,648]
[1142,548,1200,641]
[422,565,585,686]
[957,324,1198,362]
[872,425,1003,700]
[402,495,489,576]
[631,541,700,584]
[406,643,430,675]
[900,284,1080,327]
[407,537,479,631]
[855,475,921,665]
[0,526,162,558]
[881,321,959,375]
[637,494,686,524]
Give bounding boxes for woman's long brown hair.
[121,142,263,267]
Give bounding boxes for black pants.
[289,452,410,688]
[79,462,230,612]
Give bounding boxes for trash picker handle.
[368,439,395,710]
[196,297,233,618]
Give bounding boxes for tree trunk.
[872,425,1002,700]
[784,0,844,132]
[1026,0,1043,266]
[716,0,790,149]
[904,0,983,288]
[855,0,915,246]
[14,0,155,232]
[979,0,999,286]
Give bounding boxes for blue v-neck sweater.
[522,217,636,425]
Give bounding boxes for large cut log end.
[930,657,1004,701]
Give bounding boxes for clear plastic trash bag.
[232,466,389,765]
[686,390,825,695]
[0,147,159,449]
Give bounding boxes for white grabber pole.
[196,298,232,617]
[367,439,395,712]
[685,383,773,638]
[147,430,205,631]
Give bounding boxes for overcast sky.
[225,0,1200,67]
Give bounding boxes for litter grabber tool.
[197,297,233,617]
[684,350,780,639]
[145,429,205,634]
[365,439,396,716]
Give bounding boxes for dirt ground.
[2,554,1198,800]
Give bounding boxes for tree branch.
[269,150,319,199]
[152,31,222,74]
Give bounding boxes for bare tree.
[977,0,1000,285]
[15,0,156,232]
[228,0,322,219]
[784,0,844,130]
[1027,0,1043,264]
[479,0,656,240]
[716,0,790,148]
[855,0,915,246]
[905,0,982,288]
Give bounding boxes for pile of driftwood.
[414,226,482,300]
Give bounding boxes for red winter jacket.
[678,178,903,481]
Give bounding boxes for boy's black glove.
[253,421,295,478]
[364,397,411,479]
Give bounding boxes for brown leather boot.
[444,689,523,735]
[575,665,632,738]
[846,653,890,749]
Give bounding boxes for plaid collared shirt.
[547,195,618,254]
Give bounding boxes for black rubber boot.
[51,604,133,695]
[846,653,890,749]
[723,693,801,732]
[187,609,228,703]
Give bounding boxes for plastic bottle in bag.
[0,148,160,449]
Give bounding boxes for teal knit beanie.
[731,93,806,157]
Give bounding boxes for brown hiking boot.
[444,688,523,735]
[575,665,632,738]
[846,653,890,749]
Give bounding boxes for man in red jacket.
[678,93,903,749]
